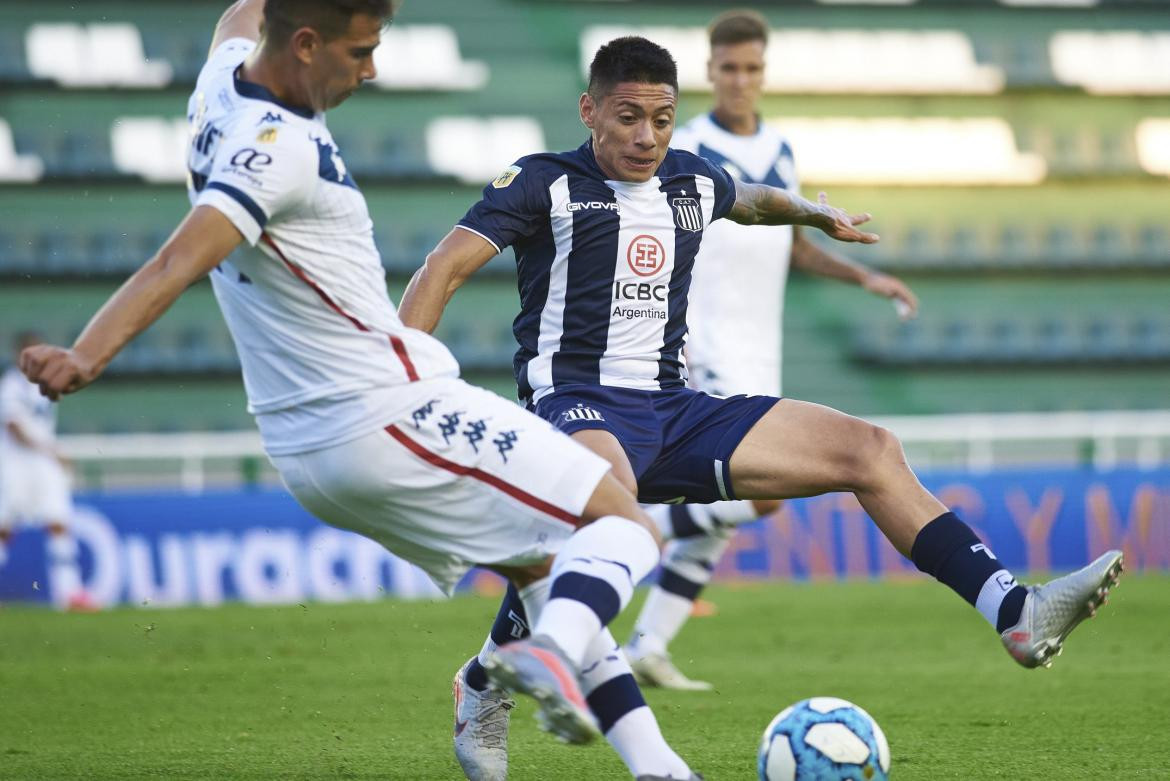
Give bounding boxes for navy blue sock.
[465,583,529,692]
[586,673,646,734]
[911,512,1027,632]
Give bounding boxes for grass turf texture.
[2,575,1167,780]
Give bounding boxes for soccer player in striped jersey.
[19,4,713,778]
[400,34,1123,780]
[623,10,921,691]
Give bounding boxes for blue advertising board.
[1,467,1167,607]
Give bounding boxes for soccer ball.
[758,697,890,781]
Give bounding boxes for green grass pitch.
[2,575,1167,779]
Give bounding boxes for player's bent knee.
[841,423,906,490]
[580,471,661,547]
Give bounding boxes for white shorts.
[271,378,611,594]
[0,450,73,527]
[687,356,781,398]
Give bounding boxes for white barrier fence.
[58,410,1170,493]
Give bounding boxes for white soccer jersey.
[673,113,800,397]
[187,40,458,455]
[0,366,71,525]
[0,366,56,451]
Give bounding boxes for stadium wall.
[1,467,1166,607]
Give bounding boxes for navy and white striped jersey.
[458,141,736,403]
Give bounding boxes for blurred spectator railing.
[59,410,1170,492]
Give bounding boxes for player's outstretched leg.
[729,398,1123,668]
[453,584,527,780]
[485,510,661,744]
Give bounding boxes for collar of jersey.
[707,110,762,137]
[233,66,315,120]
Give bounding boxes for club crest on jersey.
[627,234,666,277]
[256,127,279,144]
[562,404,605,423]
[671,196,703,232]
[492,165,522,189]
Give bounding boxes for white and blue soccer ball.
[758,697,891,781]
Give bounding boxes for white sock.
[628,589,691,658]
[629,530,734,657]
[581,629,692,779]
[607,708,692,779]
[47,532,81,607]
[535,516,659,667]
[659,499,758,541]
[644,504,674,540]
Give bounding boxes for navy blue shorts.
[533,385,778,504]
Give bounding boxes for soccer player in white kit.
[623,10,921,691]
[0,331,94,610]
[19,3,714,777]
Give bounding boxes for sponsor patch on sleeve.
[491,164,522,189]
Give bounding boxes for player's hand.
[19,344,100,401]
[813,192,879,244]
[863,272,919,320]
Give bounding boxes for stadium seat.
[110,117,189,182]
[0,229,37,274]
[425,116,545,184]
[0,118,43,181]
[581,26,1003,94]
[1049,31,1170,95]
[372,26,488,91]
[25,23,172,88]
[0,27,29,82]
[771,117,1045,185]
[1135,118,1170,176]
[1136,224,1170,267]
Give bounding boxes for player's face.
[708,40,766,120]
[580,82,677,183]
[307,13,383,110]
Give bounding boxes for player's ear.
[579,92,596,130]
[706,57,714,84]
[290,26,321,66]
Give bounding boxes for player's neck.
[239,50,316,115]
[710,107,758,136]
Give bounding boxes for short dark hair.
[263,0,394,45]
[708,10,769,48]
[587,36,678,99]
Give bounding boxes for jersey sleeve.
[456,160,549,253]
[694,153,737,221]
[197,38,255,90]
[195,125,317,245]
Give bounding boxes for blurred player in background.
[623,9,920,691]
[0,331,94,611]
[401,34,1123,780]
[19,2,714,778]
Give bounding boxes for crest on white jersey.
[671,196,703,232]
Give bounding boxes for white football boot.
[453,658,514,781]
[1000,550,1124,669]
[626,649,713,692]
[484,635,599,745]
